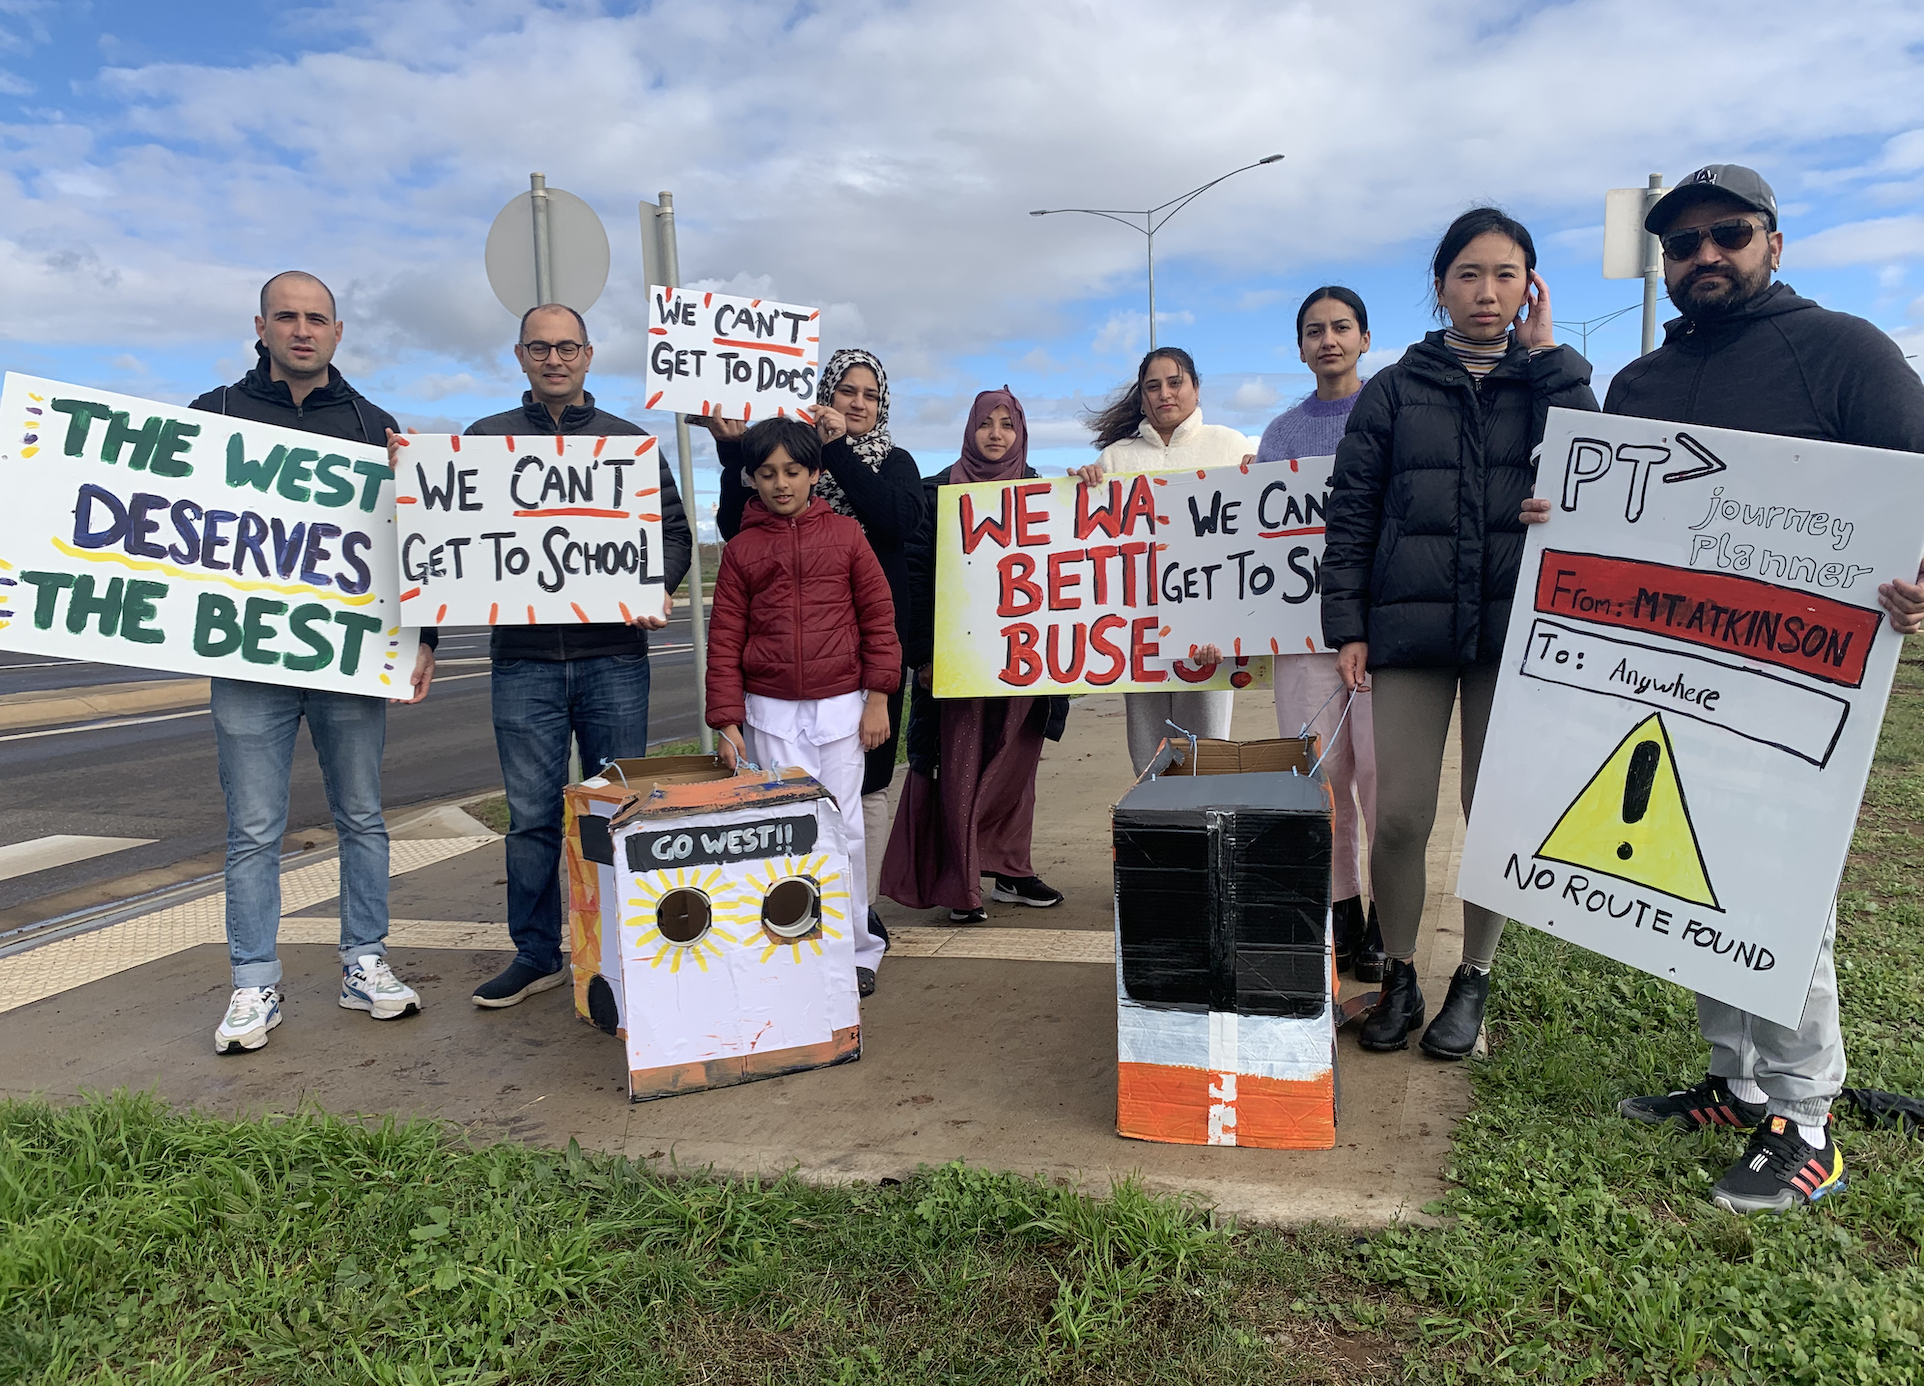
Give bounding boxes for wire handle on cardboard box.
[1296,682,1347,741]
[1305,690,1357,780]
[597,759,630,788]
[1163,719,1199,776]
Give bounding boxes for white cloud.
[2,0,1924,418]
[1793,215,1924,267]
[1229,378,1279,411]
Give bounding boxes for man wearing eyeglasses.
[464,303,693,1009]
[1526,165,1924,1213]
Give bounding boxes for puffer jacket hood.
[705,497,901,728]
[1321,332,1599,668]
[1606,281,1924,453]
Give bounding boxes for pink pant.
[1275,653,1375,901]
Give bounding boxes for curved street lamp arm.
[1031,207,1150,235]
[1146,156,1283,233]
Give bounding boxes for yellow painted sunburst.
[623,866,749,974]
[739,854,851,965]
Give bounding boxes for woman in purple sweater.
[1257,287,1382,979]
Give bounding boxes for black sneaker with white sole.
[949,906,988,924]
[472,961,569,1008]
[1712,1115,1846,1214]
[990,875,1063,908]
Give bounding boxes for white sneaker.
[340,954,422,1020]
[215,986,282,1053]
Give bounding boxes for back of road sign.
[485,188,610,316]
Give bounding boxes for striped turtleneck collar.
[1443,328,1511,379]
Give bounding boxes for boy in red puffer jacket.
[706,417,902,997]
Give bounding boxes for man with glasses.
[464,303,693,1008]
[1526,165,1924,1212]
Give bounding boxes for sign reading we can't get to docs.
[643,286,822,422]
[0,373,419,696]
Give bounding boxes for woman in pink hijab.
[881,389,1069,922]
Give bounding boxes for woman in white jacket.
[1074,348,1255,772]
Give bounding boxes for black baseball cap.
[1645,164,1778,234]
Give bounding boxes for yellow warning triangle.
[1535,713,1720,910]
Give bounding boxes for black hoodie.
[465,391,693,661]
[191,344,437,651]
[1604,281,1924,452]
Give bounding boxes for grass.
[7,658,1924,1381]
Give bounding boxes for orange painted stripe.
[637,437,658,453]
[807,310,819,320]
[554,435,565,455]
[527,605,537,624]
[743,403,752,420]
[631,486,660,498]
[400,587,421,602]
[593,437,608,457]
[712,337,806,357]
[450,436,459,452]
[396,496,417,504]
[702,292,711,307]
[619,601,634,622]
[635,512,661,521]
[646,392,663,409]
[750,298,761,307]
[649,327,668,335]
[436,603,447,622]
[571,603,590,622]
[488,602,498,623]
[504,436,515,450]
[513,507,630,518]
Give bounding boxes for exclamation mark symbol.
[1617,740,1661,860]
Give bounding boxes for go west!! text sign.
[393,434,667,626]
[1456,410,1924,1027]
[0,373,419,696]
[644,287,821,422]
[932,471,1269,697]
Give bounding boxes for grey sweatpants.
[1370,663,1505,970]
[1124,689,1234,776]
[1699,905,1845,1125]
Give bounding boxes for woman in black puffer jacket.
[1321,207,1599,1060]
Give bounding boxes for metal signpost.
[1603,173,1667,357]
[639,193,712,754]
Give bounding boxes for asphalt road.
[0,619,701,921]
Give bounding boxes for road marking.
[0,709,211,743]
[0,835,157,883]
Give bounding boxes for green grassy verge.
[6,659,1923,1382]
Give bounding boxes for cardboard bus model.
[1113,736,1337,1149]
[563,755,861,1101]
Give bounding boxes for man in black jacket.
[1525,166,1924,1213]
[189,270,438,1056]
[465,303,693,1008]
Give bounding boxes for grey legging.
[1370,663,1505,969]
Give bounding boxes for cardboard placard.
[392,434,668,626]
[1457,410,1924,1026]
[1154,456,1332,658]
[0,372,419,695]
[932,472,1271,696]
[643,286,821,422]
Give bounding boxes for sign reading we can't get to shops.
[0,373,420,696]
[643,286,822,422]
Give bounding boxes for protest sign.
[1456,409,1924,1026]
[393,434,668,626]
[932,472,1270,697]
[643,286,821,422]
[0,372,418,696]
[1155,456,1331,658]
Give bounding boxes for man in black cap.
[1524,165,1924,1213]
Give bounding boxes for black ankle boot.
[1331,896,1364,974]
[1357,958,1424,1052]
[1352,902,1386,983]
[1419,964,1491,1060]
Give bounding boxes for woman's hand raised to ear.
[1514,271,1556,351]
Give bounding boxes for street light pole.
[1032,154,1285,353]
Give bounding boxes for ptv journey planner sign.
[1457,408,1924,1026]
[0,373,419,697]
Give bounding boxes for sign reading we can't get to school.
[643,286,822,422]
[394,434,668,626]
[0,373,419,696]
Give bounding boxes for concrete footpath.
[0,693,1477,1226]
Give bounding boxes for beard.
[1669,258,1773,321]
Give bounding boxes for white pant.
[743,706,886,974]
[1275,653,1375,902]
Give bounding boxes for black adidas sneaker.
[1712,1115,1846,1214]
[1618,1074,1766,1131]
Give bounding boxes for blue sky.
[5,1,1924,535]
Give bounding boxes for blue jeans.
[492,655,652,973]
[211,677,389,987]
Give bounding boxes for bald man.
[189,270,438,1055]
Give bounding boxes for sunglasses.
[1661,219,1761,262]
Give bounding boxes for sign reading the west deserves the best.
[1155,456,1331,660]
[394,434,668,626]
[933,472,1269,697]
[1457,408,1924,1026]
[644,286,821,422]
[0,373,419,696]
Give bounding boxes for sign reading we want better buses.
[0,373,419,696]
